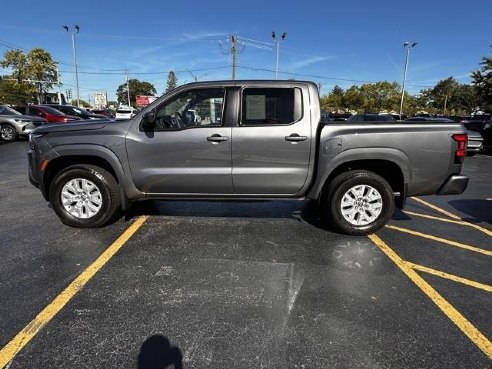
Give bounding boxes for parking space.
[0,141,491,368]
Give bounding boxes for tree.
[471,46,492,112]
[165,71,177,93]
[116,79,156,107]
[0,77,33,104]
[321,85,345,111]
[0,48,58,104]
[72,99,90,108]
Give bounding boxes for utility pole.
[231,35,237,80]
[126,71,131,107]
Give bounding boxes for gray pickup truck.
[28,80,469,235]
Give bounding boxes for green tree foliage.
[165,71,177,93]
[471,46,492,112]
[0,77,33,104]
[0,48,58,104]
[72,99,90,108]
[116,79,157,107]
[418,78,477,116]
[320,85,344,111]
[322,82,403,113]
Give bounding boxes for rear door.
[231,86,312,195]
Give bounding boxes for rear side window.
[241,87,302,125]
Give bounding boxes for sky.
[1,0,491,104]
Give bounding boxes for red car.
[13,105,81,123]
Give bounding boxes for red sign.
[136,96,150,106]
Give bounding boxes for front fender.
[41,144,144,208]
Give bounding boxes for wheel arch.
[41,145,132,209]
[317,159,407,209]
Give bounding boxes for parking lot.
[0,140,491,368]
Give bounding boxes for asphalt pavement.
[0,140,491,368]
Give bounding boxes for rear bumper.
[437,175,469,195]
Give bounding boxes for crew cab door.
[232,86,312,195]
[125,88,233,194]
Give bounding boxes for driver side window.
[155,88,225,130]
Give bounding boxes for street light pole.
[63,25,80,107]
[272,31,287,80]
[399,41,417,117]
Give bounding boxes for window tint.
[154,88,224,130]
[0,106,21,115]
[241,88,302,125]
[14,106,27,114]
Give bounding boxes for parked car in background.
[90,108,114,118]
[347,114,396,122]
[115,107,137,119]
[0,105,47,142]
[13,105,81,123]
[405,117,483,155]
[462,120,492,153]
[43,104,108,120]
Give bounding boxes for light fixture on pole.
[399,41,417,117]
[272,31,287,80]
[63,25,80,107]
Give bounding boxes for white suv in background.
[115,106,137,119]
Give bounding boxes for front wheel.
[49,165,121,228]
[322,170,395,235]
[1,124,18,142]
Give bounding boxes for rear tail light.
[452,133,468,164]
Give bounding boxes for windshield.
[0,106,22,116]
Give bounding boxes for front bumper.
[437,175,469,195]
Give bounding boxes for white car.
[115,107,137,119]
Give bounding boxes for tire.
[322,170,395,236]
[1,124,18,142]
[49,165,121,228]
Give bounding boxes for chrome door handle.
[207,134,229,142]
[285,134,308,142]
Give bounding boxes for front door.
[126,88,233,194]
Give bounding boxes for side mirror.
[142,111,156,129]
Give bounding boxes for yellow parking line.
[0,216,148,369]
[404,211,492,237]
[385,225,492,257]
[369,234,492,360]
[411,197,461,220]
[406,262,492,293]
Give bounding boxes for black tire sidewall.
[50,166,116,228]
[325,171,394,235]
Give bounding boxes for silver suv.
[0,105,47,142]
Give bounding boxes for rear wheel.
[323,170,395,235]
[49,165,121,228]
[1,124,17,142]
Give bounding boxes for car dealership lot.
[0,140,491,368]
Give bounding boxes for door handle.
[285,134,308,142]
[207,134,229,142]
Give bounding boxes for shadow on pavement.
[137,334,183,369]
[125,199,327,229]
[448,199,492,225]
